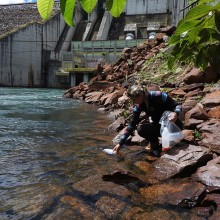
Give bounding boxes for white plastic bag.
[159,111,184,150]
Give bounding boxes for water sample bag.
[103,149,116,155]
[159,111,184,150]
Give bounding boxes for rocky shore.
[63,31,220,219]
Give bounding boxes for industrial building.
[0,0,190,88]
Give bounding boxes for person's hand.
[113,144,121,155]
[168,112,177,122]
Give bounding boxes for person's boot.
[149,142,162,157]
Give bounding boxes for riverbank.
[64,33,220,219]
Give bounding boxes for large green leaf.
[176,19,185,29]
[215,11,220,31]
[203,14,215,28]
[79,0,98,13]
[37,0,54,20]
[195,48,209,70]
[198,0,216,5]
[214,1,220,10]
[198,27,215,43]
[168,34,181,45]
[179,46,195,62]
[60,0,76,26]
[106,0,126,17]
[175,19,200,35]
[185,4,214,20]
[185,22,204,43]
[167,55,175,69]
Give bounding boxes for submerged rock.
[140,179,206,208]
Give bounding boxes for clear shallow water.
[0,88,118,219]
[0,88,193,220]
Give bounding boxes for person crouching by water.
[113,85,183,157]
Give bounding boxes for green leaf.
[167,55,175,69]
[179,46,194,62]
[198,0,216,5]
[171,43,187,60]
[176,19,185,29]
[60,0,76,26]
[185,4,213,20]
[215,11,220,32]
[195,48,209,70]
[175,19,200,35]
[214,1,220,10]
[37,0,54,20]
[106,0,126,17]
[185,24,204,43]
[168,34,181,45]
[80,0,98,13]
[203,14,215,28]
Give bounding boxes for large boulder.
[149,143,213,181]
[193,157,220,187]
[183,67,218,84]
[85,91,104,103]
[208,106,220,119]
[201,91,220,107]
[197,119,220,153]
[184,105,210,128]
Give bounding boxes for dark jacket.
[119,91,182,145]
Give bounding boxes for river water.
[0,88,193,219]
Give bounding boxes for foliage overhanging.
[37,0,127,26]
[168,0,220,72]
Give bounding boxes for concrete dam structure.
[0,0,189,88]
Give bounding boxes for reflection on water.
[0,88,192,219]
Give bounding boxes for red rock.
[63,92,73,98]
[72,175,131,197]
[150,144,212,181]
[170,88,186,97]
[181,83,204,92]
[185,105,210,121]
[193,157,220,187]
[140,180,206,208]
[96,196,127,219]
[183,67,218,84]
[182,129,195,142]
[85,91,104,103]
[201,91,220,107]
[208,106,220,119]
[185,88,205,98]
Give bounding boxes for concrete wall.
[0,13,63,87]
[124,0,187,26]
[124,0,172,15]
[59,3,83,52]
[0,24,42,87]
[96,11,113,40]
[172,0,188,26]
[0,5,83,88]
[83,7,98,41]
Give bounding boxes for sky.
[0,0,35,5]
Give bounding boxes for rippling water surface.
[0,88,120,219]
[0,88,193,220]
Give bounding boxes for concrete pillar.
[83,73,89,83]
[70,73,76,86]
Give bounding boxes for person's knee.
[137,124,144,137]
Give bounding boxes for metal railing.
[71,39,145,51]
